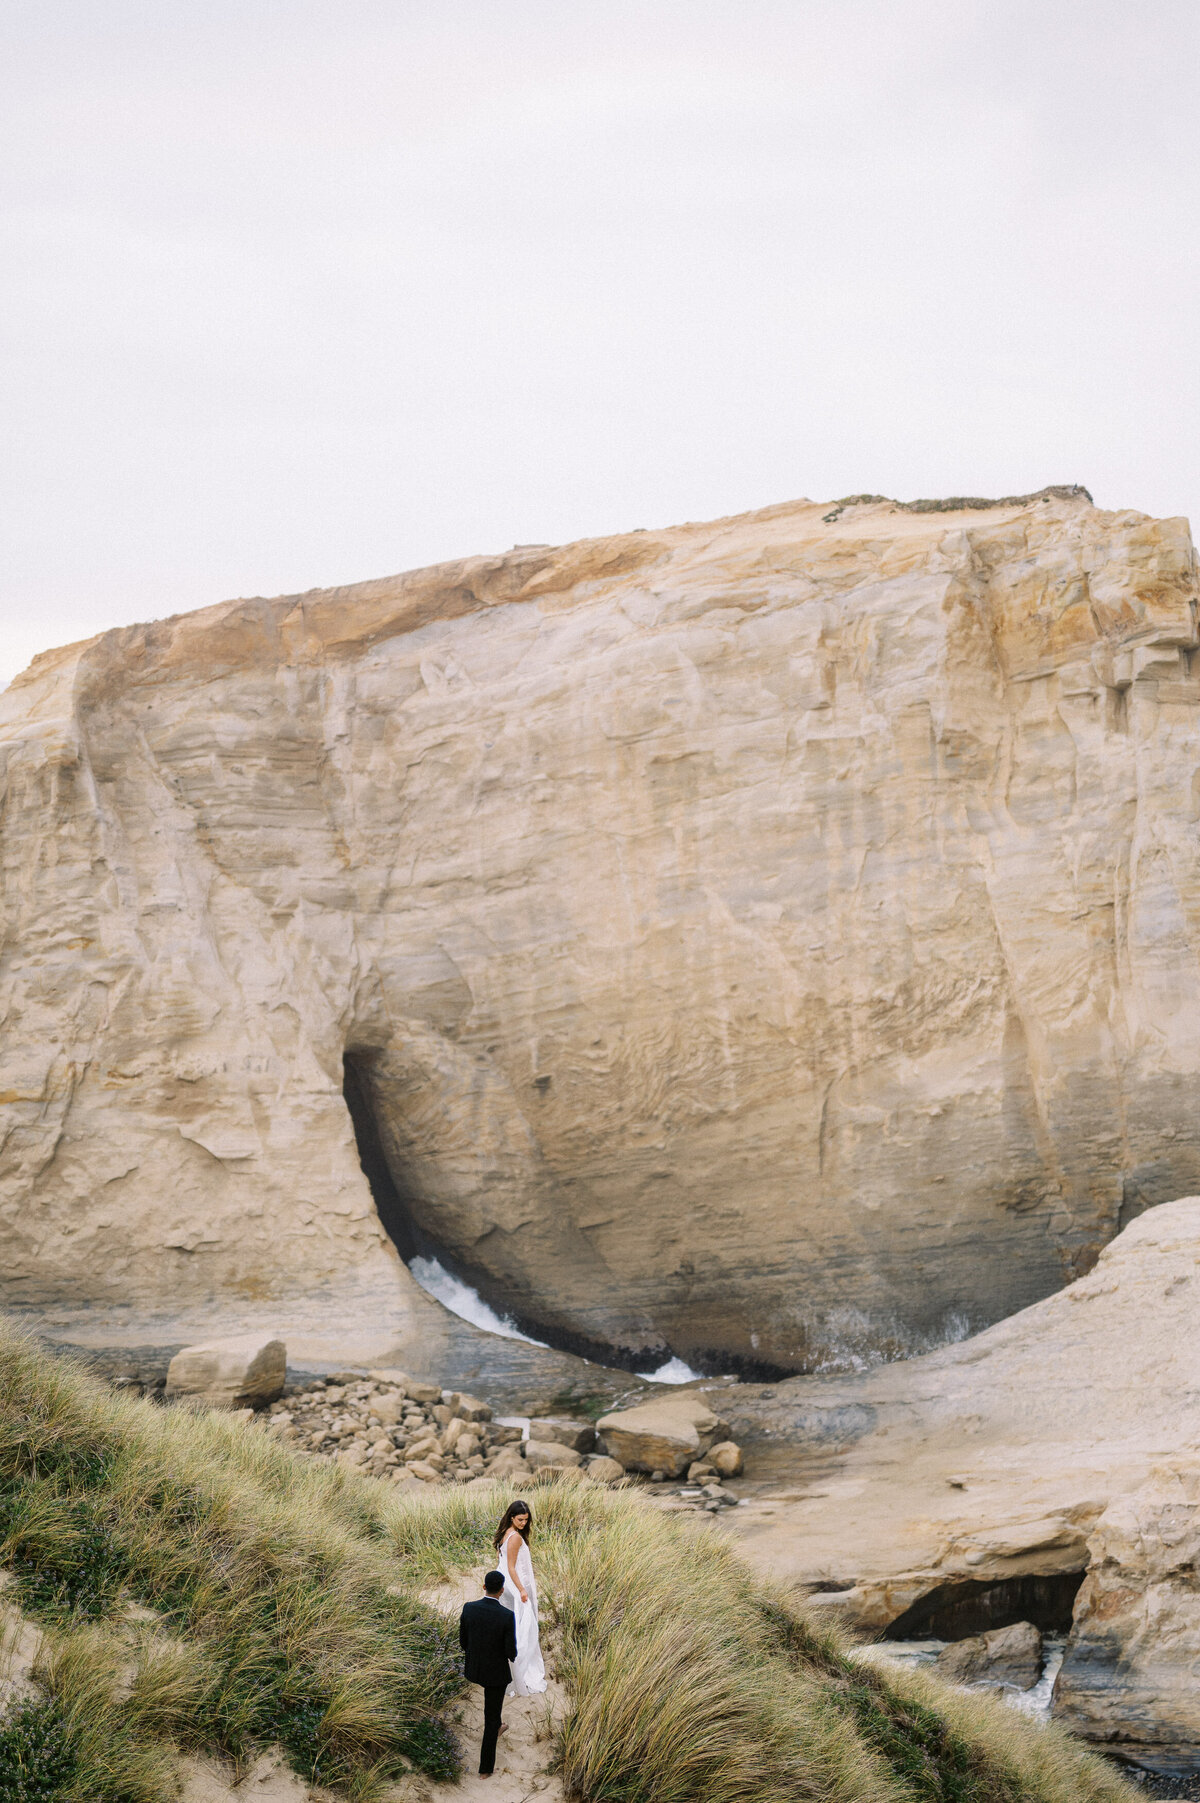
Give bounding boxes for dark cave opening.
[884,1570,1085,1641]
[342,1050,428,1267]
[342,1048,679,1372]
[342,1047,566,1351]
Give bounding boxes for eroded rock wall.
[2,490,1199,1369]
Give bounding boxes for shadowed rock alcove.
[341,1042,668,1371]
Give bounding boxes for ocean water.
[636,1355,705,1384]
[409,1256,705,1381]
[860,1637,1067,1725]
[409,1256,549,1347]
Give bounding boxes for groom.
[458,1570,517,1777]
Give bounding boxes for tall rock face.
[2,489,1199,1373]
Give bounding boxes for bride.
[493,1499,546,1696]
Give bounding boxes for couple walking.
[458,1500,546,1777]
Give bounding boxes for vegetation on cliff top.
[0,1326,1134,1803]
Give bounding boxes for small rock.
[404,1440,442,1465]
[487,1449,527,1481]
[406,1381,442,1405]
[456,1393,493,1422]
[370,1392,405,1426]
[585,1456,626,1486]
[440,1417,467,1453]
[408,1460,442,1483]
[532,1463,589,1485]
[528,1416,596,1452]
[708,1440,744,1477]
[367,1366,412,1389]
[525,1439,583,1470]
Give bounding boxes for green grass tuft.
[0,1700,79,1800]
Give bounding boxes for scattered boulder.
[935,1621,1042,1690]
[243,1366,620,1495]
[487,1448,527,1482]
[528,1416,595,1452]
[165,1335,286,1410]
[597,1393,727,1477]
[406,1381,442,1405]
[533,1463,589,1486]
[525,1439,583,1471]
[1054,1459,1200,1769]
[584,1456,626,1487]
[455,1393,493,1422]
[708,1440,744,1477]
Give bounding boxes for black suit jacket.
[459,1596,517,1688]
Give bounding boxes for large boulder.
[1054,1461,1200,1771]
[597,1394,726,1476]
[164,1334,286,1410]
[5,492,1200,1375]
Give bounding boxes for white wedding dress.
[500,1529,547,1696]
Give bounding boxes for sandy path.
[400,1575,566,1802]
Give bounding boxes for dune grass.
[0,1326,1138,1802]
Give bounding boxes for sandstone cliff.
[2,488,1199,1371]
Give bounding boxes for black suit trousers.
[479,1683,506,1774]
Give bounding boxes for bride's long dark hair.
[493,1499,533,1551]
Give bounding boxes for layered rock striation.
[3,488,1200,1371]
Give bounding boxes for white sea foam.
[409,1256,549,1347]
[859,1636,1066,1725]
[636,1355,704,1384]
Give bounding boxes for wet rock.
[1054,1460,1200,1769]
[165,1335,286,1410]
[722,1201,1200,1642]
[935,1621,1042,1689]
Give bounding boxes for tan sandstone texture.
[1053,1460,1200,1772]
[3,488,1200,1371]
[724,1201,1200,1613]
[716,1199,1200,1758]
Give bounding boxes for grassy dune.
[0,1328,1134,1803]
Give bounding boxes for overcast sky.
[2,1,1198,682]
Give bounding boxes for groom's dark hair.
[483,1570,505,1595]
